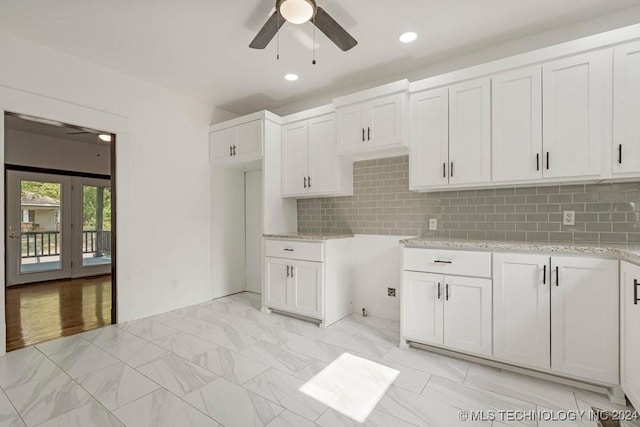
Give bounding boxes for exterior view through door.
[6,170,112,285]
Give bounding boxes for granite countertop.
[401,237,640,266]
[263,233,354,241]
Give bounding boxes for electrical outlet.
[563,211,576,226]
[388,287,396,297]
[429,218,438,231]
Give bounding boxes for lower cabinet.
[263,238,352,327]
[493,253,619,384]
[402,270,492,356]
[621,261,640,411]
[265,257,322,319]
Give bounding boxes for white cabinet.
[409,88,449,189]
[492,66,543,183]
[551,256,619,384]
[402,271,444,345]
[210,119,263,166]
[448,78,492,186]
[542,50,609,179]
[621,262,640,411]
[402,248,492,356]
[493,253,619,384]
[335,80,409,159]
[263,238,352,327]
[614,41,640,176]
[409,77,491,190]
[493,253,551,370]
[281,113,352,198]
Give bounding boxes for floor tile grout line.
[0,385,28,427]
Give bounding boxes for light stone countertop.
[263,233,354,241]
[401,237,640,266]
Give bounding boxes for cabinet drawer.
[265,240,324,262]
[403,248,491,278]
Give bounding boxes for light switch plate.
[429,218,437,231]
[563,211,576,226]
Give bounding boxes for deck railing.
[21,230,111,258]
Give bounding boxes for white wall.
[5,129,110,175]
[0,29,234,324]
[351,234,412,321]
[245,171,262,294]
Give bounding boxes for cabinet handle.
[443,163,446,178]
[290,266,295,278]
[229,145,233,157]
[304,177,307,188]
[367,127,371,141]
[543,264,546,285]
[450,162,454,178]
[445,284,450,301]
[287,265,290,278]
[536,153,540,171]
[362,128,365,142]
[546,152,550,170]
[283,248,294,252]
[434,260,452,264]
[437,282,442,300]
[619,144,623,164]
[634,279,639,305]
[308,176,311,188]
[555,266,559,287]
[233,145,237,156]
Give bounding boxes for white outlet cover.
[563,211,576,226]
[429,218,438,231]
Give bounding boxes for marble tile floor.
[0,291,637,426]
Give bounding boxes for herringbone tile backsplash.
[297,156,640,244]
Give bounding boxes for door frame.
[0,87,128,355]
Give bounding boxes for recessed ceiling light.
[399,31,418,43]
[98,134,112,142]
[285,73,299,81]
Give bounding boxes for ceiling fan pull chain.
[276,12,280,60]
[312,14,317,65]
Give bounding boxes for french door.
[6,171,111,285]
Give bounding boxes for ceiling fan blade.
[249,11,285,49]
[66,131,90,135]
[312,7,357,52]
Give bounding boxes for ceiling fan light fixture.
[98,134,112,142]
[279,0,315,25]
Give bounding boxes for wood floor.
[6,275,112,352]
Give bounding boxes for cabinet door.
[402,271,444,345]
[368,93,405,147]
[409,88,449,189]
[443,275,492,356]
[542,51,608,179]
[308,115,338,195]
[492,66,543,183]
[210,127,236,163]
[621,262,640,410]
[290,260,323,319]
[449,78,491,185]
[493,253,550,369]
[282,121,309,196]
[264,257,291,310]
[613,41,640,175]
[236,120,263,159]
[337,105,366,148]
[551,256,618,384]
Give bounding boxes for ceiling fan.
[66,129,112,142]
[249,0,358,52]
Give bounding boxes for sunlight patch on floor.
[299,352,399,423]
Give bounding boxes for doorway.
[4,112,116,351]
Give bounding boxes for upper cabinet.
[281,107,353,198]
[542,50,609,180]
[335,80,409,160]
[492,66,543,183]
[409,78,491,190]
[210,111,280,168]
[614,40,640,176]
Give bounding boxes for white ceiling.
[1,0,640,115]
